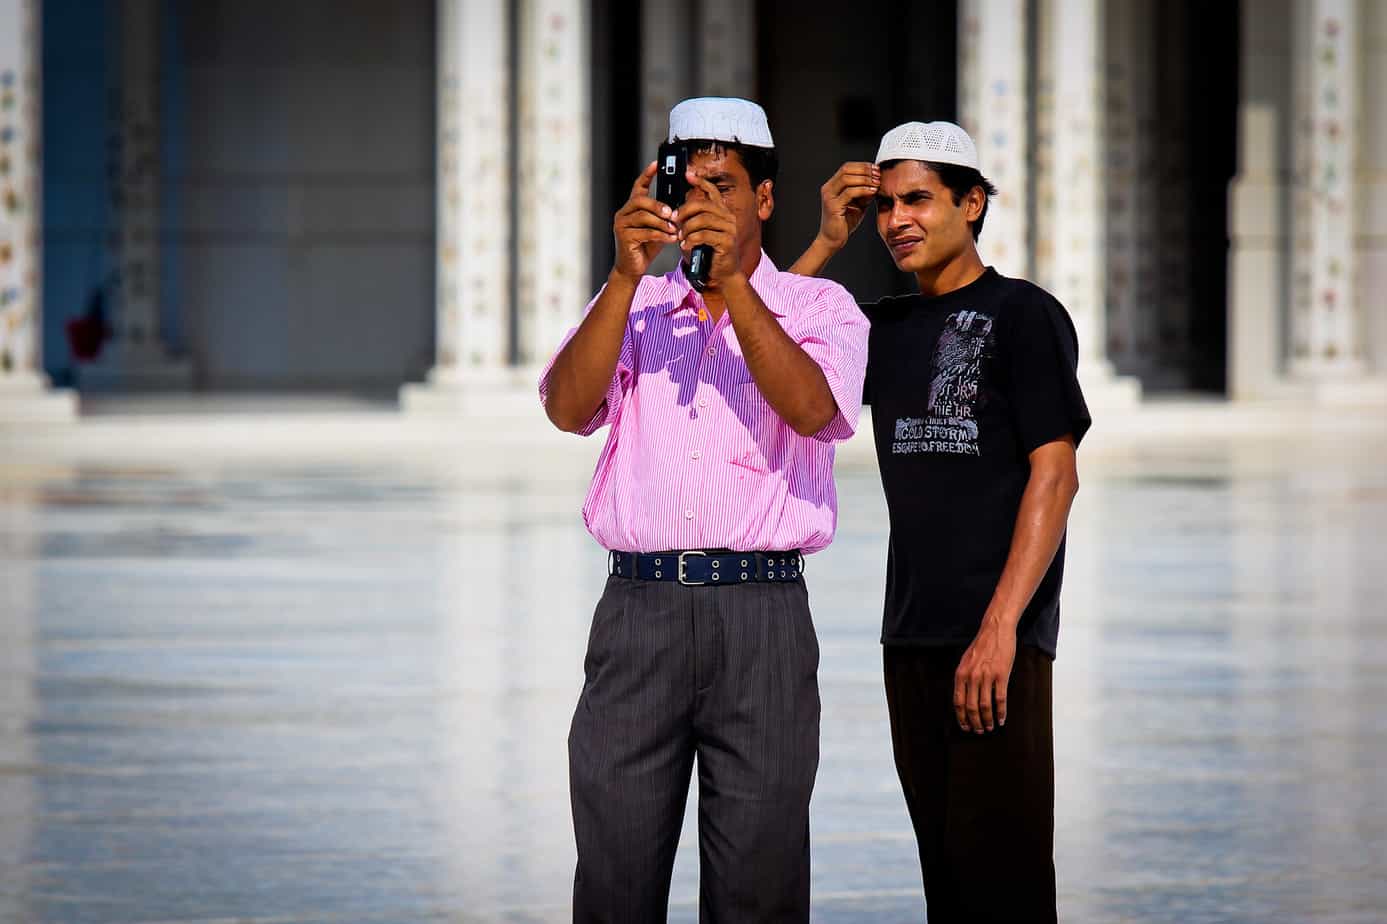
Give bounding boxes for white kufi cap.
[875,121,979,170]
[669,97,774,148]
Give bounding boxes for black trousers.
[884,644,1057,924]
[569,575,821,924]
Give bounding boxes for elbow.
[790,400,838,438]
[544,400,582,434]
[1050,468,1081,504]
[1031,465,1079,503]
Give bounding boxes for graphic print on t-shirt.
[892,309,994,457]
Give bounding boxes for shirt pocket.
[721,366,778,475]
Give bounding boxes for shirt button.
[691,450,701,460]
[698,398,708,408]
[706,347,716,357]
[684,509,694,520]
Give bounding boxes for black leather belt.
[609,550,804,585]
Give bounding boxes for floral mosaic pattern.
[958,0,1028,278]
[0,0,38,376]
[1292,0,1360,371]
[438,0,511,371]
[518,0,587,365]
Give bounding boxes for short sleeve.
[1002,289,1092,454]
[858,300,878,406]
[793,284,871,442]
[538,285,636,436]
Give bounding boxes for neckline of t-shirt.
[908,266,998,306]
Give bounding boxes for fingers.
[825,163,880,198]
[686,170,725,205]
[955,662,1002,734]
[620,206,677,235]
[953,673,968,732]
[630,160,659,197]
[965,673,983,734]
[619,195,672,221]
[978,677,994,732]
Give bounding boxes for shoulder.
[987,274,1082,367]
[618,271,682,315]
[992,274,1076,340]
[860,293,915,325]
[771,271,867,323]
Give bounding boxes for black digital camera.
[655,141,712,291]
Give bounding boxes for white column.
[958,0,1029,278]
[1289,0,1364,380]
[1102,0,1160,378]
[1228,0,1297,399]
[79,0,190,390]
[641,0,693,158]
[698,0,755,99]
[403,0,518,413]
[640,0,693,279]
[1361,0,1387,376]
[1037,0,1139,405]
[516,0,590,366]
[0,0,75,420]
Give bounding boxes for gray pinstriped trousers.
[569,574,821,923]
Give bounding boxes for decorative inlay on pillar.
[115,0,159,351]
[697,0,755,99]
[1291,0,1361,376]
[1042,0,1105,371]
[436,0,511,374]
[0,0,39,379]
[0,0,75,418]
[958,0,1029,278]
[517,0,589,365]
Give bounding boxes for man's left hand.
[675,173,741,285]
[954,619,1017,734]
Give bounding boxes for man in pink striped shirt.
[540,98,867,922]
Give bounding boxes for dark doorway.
[756,0,957,303]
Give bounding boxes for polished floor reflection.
[1,429,1385,922]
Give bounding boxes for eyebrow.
[702,173,736,184]
[877,187,932,201]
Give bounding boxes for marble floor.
[1,417,1385,922]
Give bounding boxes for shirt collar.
[661,250,785,317]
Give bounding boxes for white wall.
[174,0,435,389]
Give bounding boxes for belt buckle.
[677,550,706,586]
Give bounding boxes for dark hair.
[880,159,998,241]
[680,139,779,188]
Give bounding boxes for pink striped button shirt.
[539,252,869,555]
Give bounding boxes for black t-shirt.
[862,268,1091,658]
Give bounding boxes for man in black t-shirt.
[791,121,1090,923]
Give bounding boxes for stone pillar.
[1289,0,1363,381]
[0,0,75,421]
[1228,0,1296,400]
[78,0,190,390]
[958,0,1029,278]
[516,0,590,366]
[402,0,518,414]
[1102,0,1160,379]
[1361,0,1387,376]
[641,0,693,159]
[1036,0,1139,405]
[697,0,755,99]
[639,0,693,279]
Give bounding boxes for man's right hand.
[613,161,679,281]
[789,162,880,278]
[816,162,880,251]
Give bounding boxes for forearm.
[721,273,838,437]
[544,270,638,432]
[788,235,841,278]
[982,464,1080,631]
